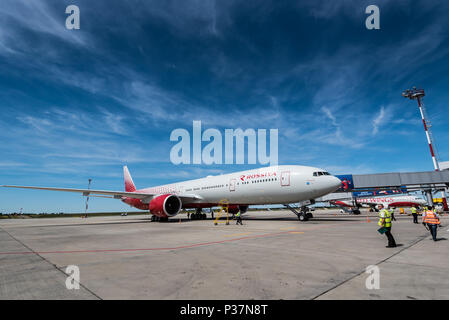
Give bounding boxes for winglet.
[123,166,136,192]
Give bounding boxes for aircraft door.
[280,171,290,187]
[229,178,236,192]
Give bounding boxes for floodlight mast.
[402,87,440,171]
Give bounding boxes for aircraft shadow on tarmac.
[178,216,365,223]
[20,215,373,227]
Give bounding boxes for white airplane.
[2,165,341,222]
[331,195,427,213]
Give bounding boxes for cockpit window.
[313,171,331,176]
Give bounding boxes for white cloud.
[0,0,89,56]
[372,106,386,135]
[321,106,338,127]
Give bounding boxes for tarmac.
[1,209,448,300]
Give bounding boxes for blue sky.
[1,0,449,213]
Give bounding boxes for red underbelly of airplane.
[388,202,419,207]
[183,203,241,214]
[122,198,149,210]
[123,198,245,215]
[332,200,353,207]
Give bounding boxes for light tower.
[84,178,92,218]
[402,87,448,210]
[402,87,440,171]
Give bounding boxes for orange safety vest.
[423,210,440,225]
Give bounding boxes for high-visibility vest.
[423,210,440,225]
[236,212,240,217]
[378,209,391,227]
[411,207,417,214]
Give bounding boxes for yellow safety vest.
[411,207,417,214]
[378,209,391,227]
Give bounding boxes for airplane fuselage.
[122,165,341,210]
[332,195,427,209]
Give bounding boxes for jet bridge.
[318,170,449,210]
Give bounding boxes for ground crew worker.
[236,211,243,225]
[378,204,397,248]
[411,207,418,224]
[389,207,397,221]
[422,206,441,241]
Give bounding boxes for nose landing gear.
[284,204,313,221]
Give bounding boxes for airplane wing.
[1,185,203,203]
[1,185,153,199]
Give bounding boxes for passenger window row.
[248,178,277,184]
[200,177,279,189]
[201,184,225,190]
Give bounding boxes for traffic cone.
[366,215,370,223]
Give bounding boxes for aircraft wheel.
[298,214,306,221]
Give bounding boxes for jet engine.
[149,194,182,217]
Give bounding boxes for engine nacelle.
[149,194,182,218]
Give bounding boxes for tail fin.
[123,166,136,192]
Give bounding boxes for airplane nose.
[331,176,342,191]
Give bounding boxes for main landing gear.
[151,215,169,222]
[190,208,207,220]
[341,207,361,215]
[284,204,313,222]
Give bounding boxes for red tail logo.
[123,166,136,192]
